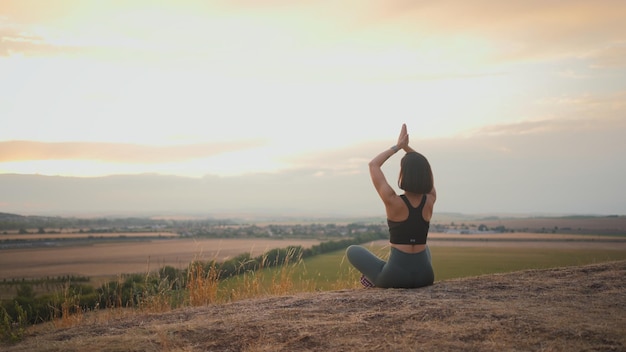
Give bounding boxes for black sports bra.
[388,194,430,245]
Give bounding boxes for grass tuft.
[187,261,221,306]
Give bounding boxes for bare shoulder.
[386,194,410,221]
[423,193,436,222]
[428,187,437,202]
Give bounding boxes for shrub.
[0,302,27,343]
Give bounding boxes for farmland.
[2,232,625,282]
[1,218,625,346]
[3,231,623,303]
[1,214,625,303]
[0,238,323,280]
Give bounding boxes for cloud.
[2,0,623,83]
[468,115,625,141]
[280,143,373,175]
[290,110,626,214]
[1,113,624,216]
[460,89,626,160]
[0,26,58,56]
[586,42,626,69]
[426,116,626,214]
[366,0,626,63]
[2,112,625,216]
[282,86,626,181]
[536,91,626,118]
[0,140,266,163]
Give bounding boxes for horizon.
[1,1,625,216]
[1,173,624,219]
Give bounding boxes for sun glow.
[0,147,291,178]
[3,1,623,180]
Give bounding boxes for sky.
[1,1,625,217]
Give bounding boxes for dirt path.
[4,260,625,352]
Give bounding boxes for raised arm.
[399,127,437,201]
[369,124,409,206]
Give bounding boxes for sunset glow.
[1,1,625,215]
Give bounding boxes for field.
[0,238,323,280]
[0,232,179,240]
[1,232,625,300]
[2,233,625,281]
[220,236,626,293]
[297,242,626,285]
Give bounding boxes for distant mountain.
[2,172,623,219]
[0,212,23,220]
[0,172,379,218]
[0,211,60,222]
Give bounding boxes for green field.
[429,246,626,280]
[220,244,626,294]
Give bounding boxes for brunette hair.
[398,152,433,194]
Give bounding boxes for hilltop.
[3,260,625,352]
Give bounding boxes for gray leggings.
[346,245,434,288]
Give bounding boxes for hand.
[396,123,409,150]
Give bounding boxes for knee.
[346,245,362,257]
[346,245,362,262]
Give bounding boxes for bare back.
[387,192,435,253]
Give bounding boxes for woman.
[346,123,436,288]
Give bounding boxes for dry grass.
[187,262,220,306]
[3,260,625,352]
[49,286,85,329]
[188,247,319,304]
